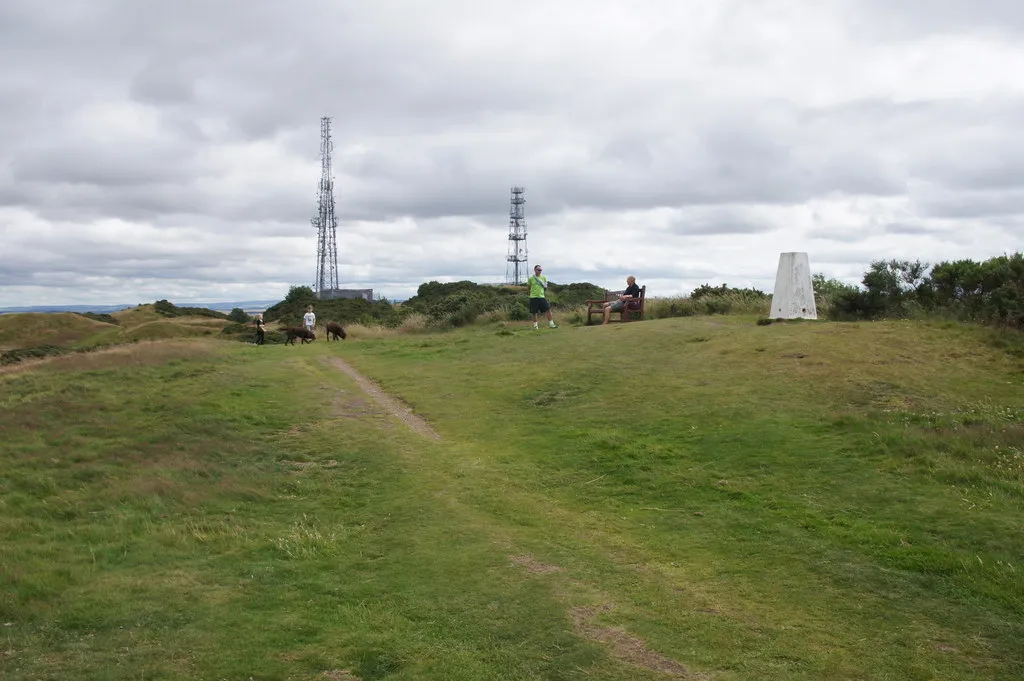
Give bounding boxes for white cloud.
[0,0,1023,307]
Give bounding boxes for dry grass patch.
[570,605,700,679]
[124,320,225,341]
[0,339,220,376]
[0,312,116,351]
[509,554,564,574]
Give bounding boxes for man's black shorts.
[529,297,550,314]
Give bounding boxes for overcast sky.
[2,0,1023,306]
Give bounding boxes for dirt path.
[324,356,441,440]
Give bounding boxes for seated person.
[603,275,641,324]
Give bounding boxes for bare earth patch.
[324,357,441,440]
[509,554,564,574]
[281,459,339,470]
[570,604,702,679]
[322,670,362,681]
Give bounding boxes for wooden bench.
[586,285,646,325]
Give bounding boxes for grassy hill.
[1,315,1021,680]
[0,304,236,364]
[0,312,121,352]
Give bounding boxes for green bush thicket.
[401,280,605,328]
[74,312,120,325]
[153,299,229,319]
[826,253,1024,329]
[227,307,250,324]
[263,286,406,328]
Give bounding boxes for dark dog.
[326,321,347,341]
[284,326,316,345]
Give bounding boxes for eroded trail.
[324,356,441,440]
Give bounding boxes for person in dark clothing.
[603,275,641,324]
[254,313,266,345]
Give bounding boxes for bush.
[504,300,531,322]
[264,293,404,329]
[0,344,71,366]
[75,312,120,325]
[823,253,1023,330]
[927,253,1024,329]
[812,274,860,316]
[228,308,250,323]
[153,300,229,320]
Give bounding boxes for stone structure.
[769,252,817,319]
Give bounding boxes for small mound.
[0,312,117,351]
[125,320,224,341]
[111,304,165,326]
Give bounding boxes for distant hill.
[0,302,246,362]
[0,300,281,315]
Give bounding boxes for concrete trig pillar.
[770,252,817,319]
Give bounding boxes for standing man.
[303,305,316,335]
[527,264,557,330]
[254,312,266,345]
[602,275,641,324]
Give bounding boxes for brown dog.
[326,321,347,341]
[284,326,316,345]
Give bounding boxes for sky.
[2,0,1023,307]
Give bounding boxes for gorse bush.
[812,274,860,317]
[0,344,72,366]
[928,253,1024,328]
[265,286,406,328]
[403,279,604,327]
[75,312,120,325]
[153,300,229,319]
[826,253,1024,329]
[227,307,250,323]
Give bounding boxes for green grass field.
[1,315,1022,680]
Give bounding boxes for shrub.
[504,300,531,322]
[927,253,1024,329]
[228,308,250,323]
[153,300,229,320]
[75,312,120,325]
[0,344,71,366]
[812,274,860,316]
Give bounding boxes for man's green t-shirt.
[528,274,547,298]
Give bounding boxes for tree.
[285,285,315,303]
[227,308,250,323]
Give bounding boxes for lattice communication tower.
[505,186,528,285]
[312,116,340,298]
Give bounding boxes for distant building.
[317,288,374,301]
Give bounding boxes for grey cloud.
[854,0,1024,36]
[883,223,942,236]
[129,57,198,105]
[667,209,777,236]
[3,0,1024,307]
[913,189,1024,219]
[805,228,871,243]
[11,145,197,187]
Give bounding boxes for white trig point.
[770,252,817,319]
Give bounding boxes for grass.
[1,315,1022,679]
[0,305,235,361]
[0,313,116,352]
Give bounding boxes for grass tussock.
[327,313,431,340]
[646,292,770,319]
